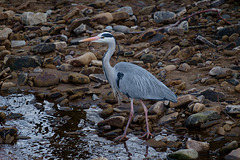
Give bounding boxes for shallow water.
[0,94,171,160]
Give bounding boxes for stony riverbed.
[0,0,240,159]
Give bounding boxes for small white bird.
[80,32,177,141]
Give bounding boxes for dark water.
[0,94,171,160]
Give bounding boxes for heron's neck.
[102,41,115,82]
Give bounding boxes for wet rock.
[58,63,73,71]
[68,73,90,84]
[158,112,178,125]
[217,24,240,39]
[113,25,130,33]
[0,112,6,124]
[0,127,18,144]
[153,11,176,23]
[170,95,198,108]
[146,139,167,148]
[148,33,164,45]
[225,105,240,114]
[18,72,28,86]
[220,141,238,154]
[97,116,125,128]
[209,66,232,78]
[168,149,198,160]
[116,6,133,16]
[198,89,226,102]
[175,47,195,60]
[112,11,129,22]
[89,74,108,84]
[34,72,59,87]
[67,52,97,66]
[140,54,157,63]
[224,148,240,160]
[178,63,191,72]
[185,111,221,127]
[163,65,177,72]
[138,28,156,41]
[21,12,47,26]
[0,27,12,40]
[31,43,56,54]
[91,12,113,24]
[148,101,165,115]
[99,105,113,118]
[186,139,210,152]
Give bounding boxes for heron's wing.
[114,62,177,102]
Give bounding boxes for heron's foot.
[140,131,154,139]
[114,134,128,142]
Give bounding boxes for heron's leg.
[140,100,154,139]
[114,98,134,141]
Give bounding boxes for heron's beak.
[79,36,100,42]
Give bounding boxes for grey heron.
[79,32,177,141]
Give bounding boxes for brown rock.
[91,12,113,24]
[158,112,178,125]
[34,73,59,87]
[112,11,129,22]
[175,47,195,60]
[224,148,240,160]
[137,28,156,41]
[217,127,225,135]
[68,73,90,84]
[67,52,97,66]
[97,116,126,128]
[235,84,240,93]
[178,63,191,72]
[146,139,167,148]
[170,95,198,108]
[192,103,205,113]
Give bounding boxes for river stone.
[168,149,198,160]
[0,27,12,40]
[178,63,191,72]
[153,11,176,23]
[170,95,198,108]
[116,6,133,16]
[67,52,97,66]
[140,54,157,63]
[18,72,28,86]
[68,73,90,84]
[112,11,129,22]
[185,111,221,127]
[225,105,240,114]
[91,12,113,24]
[220,141,239,154]
[175,47,195,60]
[21,12,47,26]
[31,43,56,54]
[148,101,165,115]
[113,25,129,33]
[0,127,18,144]
[225,148,240,160]
[186,139,210,152]
[34,72,59,87]
[97,116,125,128]
[158,112,179,125]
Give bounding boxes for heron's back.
[114,62,177,102]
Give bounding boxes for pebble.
[0,27,12,40]
[220,141,238,154]
[17,72,28,86]
[209,66,232,78]
[153,11,176,23]
[34,72,59,87]
[91,12,113,24]
[148,33,165,45]
[148,101,165,115]
[217,127,225,135]
[11,40,26,48]
[170,95,198,108]
[192,103,205,113]
[145,139,167,148]
[163,65,177,72]
[67,52,97,66]
[112,11,129,22]
[224,148,240,160]
[168,149,198,160]
[140,54,157,63]
[31,43,56,54]
[97,116,126,128]
[186,139,210,152]
[21,12,47,26]
[158,112,179,125]
[198,89,226,102]
[0,112,6,124]
[54,41,67,50]
[0,127,18,144]
[175,47,195,60]
[235,84,240,93]
[178,63,191,72]
[68,73,90,84]
[58,63,73,71]
[225,105,240,114]
[116,6,133,16]
[113,25,130,33]
[196,35,216,48]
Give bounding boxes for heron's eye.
[101,37,104,39]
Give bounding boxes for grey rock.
[168,149,198,160]
[178,21,189,32]
[149,101,165,115]
[34,72,59,87]
[31,43,56,54]
[21,12,47,26]
[113,25,130,33]
[211,0,225,7]
[18,72,28,86]
[11,40,26,48]
[140,54,157,63]
[196,35,216,48]
[116,6,133,16]
[185,111,221,127]
[58,63,73,71]
[186,139,210,153]
[159,112,178,125]
[220,141,238,154]
[73,24,86,35]
[209,66,232,79]
[153,11,176,23]
[217,24,240,39]
[224,148,240,160]
[225,105,240,114]
[198,89,226,102]
[89,74,108,84]
[0,27,12,40]
[3,55,42,70]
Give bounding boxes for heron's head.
[79,32,115,44]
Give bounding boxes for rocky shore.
[0,0,240,159]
